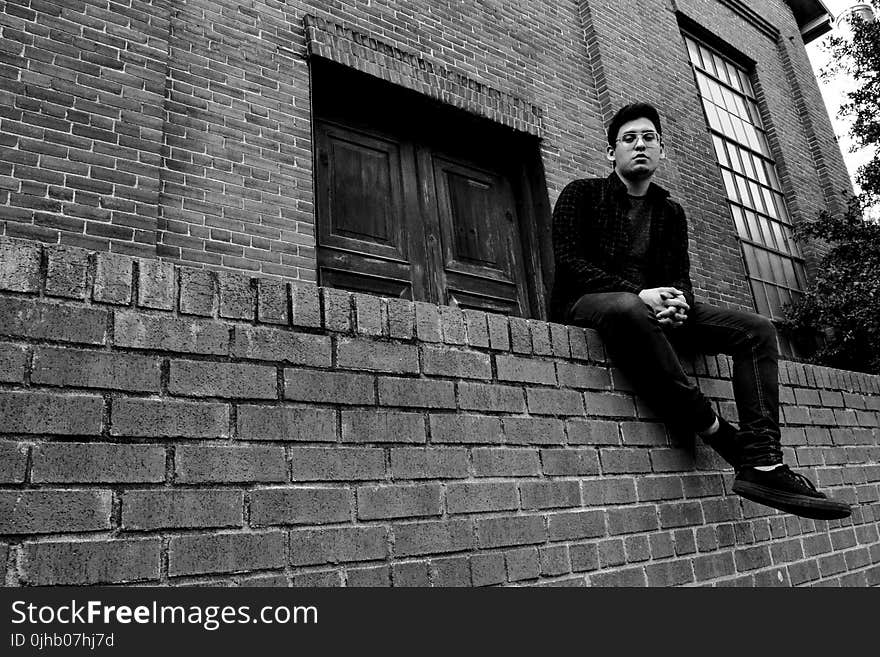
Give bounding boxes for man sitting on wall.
[551,101,850,520]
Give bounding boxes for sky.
[804,0,874,195]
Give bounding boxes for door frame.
[309,58,551,318]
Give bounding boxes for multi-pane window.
[683,34,807,322]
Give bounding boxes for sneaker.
[732,465,851,520]
[701,417,741,469]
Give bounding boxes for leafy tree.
[783,3,880,374]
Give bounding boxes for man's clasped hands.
[638,287,690,327]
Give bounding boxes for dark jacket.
[550,172,695,321]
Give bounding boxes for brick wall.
[1,235,878,586]
[0,0,855,312]
[0,0,170,253]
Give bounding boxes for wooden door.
[429,154,530,315]
[315,121,424,299]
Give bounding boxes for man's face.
[606,117,664,180]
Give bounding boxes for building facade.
[0,0,853,322]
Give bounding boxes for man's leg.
[683,303,850,519]
[569,292,717,433]
[679,303,782,467]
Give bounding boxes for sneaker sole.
[732,480,852,520]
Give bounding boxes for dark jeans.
[569,292,782,466]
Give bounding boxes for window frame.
[682,31,807,325]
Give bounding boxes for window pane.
[778,286,792,309]
[721,86,738,115]
[755,247,773,279]
[719,107,736,137]
[727,142,743,173]
[713,53,730,84]
[782,258,798,288]
[752,154,768,184]
[708,79,724,106]
[751,279,771,315]
[697,74,711,99]
[772,222,788,255]
[773,194,790,223]
[735,175,751,206]
[713,136,728,166]
[700,45,716,75]
[742,152,759,180]
[758,217,776,249]
[746,211,761,243]
[730,94,746,121]
[765,162,781,189]
[743,243,759,272]
[726,62,742,91]
[686,38,701,65]
[748,100,764,127]
[762,188,776,218]
[721,169,738,200]
[789,228,802,259]
[765,284,783,319]
[768,251,785,282]
[794,261,807,288]
[756,131,771,157]
[739,70,755,97]
[787,228,799,256]
[732,116,749,144]
[703,101,721,131]
[731,205,748,239]
[749,181,766,214]
[743,123,761,152]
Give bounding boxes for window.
[683,34,806,327]
[311,59,548,317]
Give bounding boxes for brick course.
[123,489,244,530]
[21,539,161,585]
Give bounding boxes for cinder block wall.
[2,236,878,587]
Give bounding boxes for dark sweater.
[550,172,695,321]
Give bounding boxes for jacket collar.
[605,170,670,200]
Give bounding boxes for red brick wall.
[1,0,854,309]
[2,236,878,586]
[0,0,170,254]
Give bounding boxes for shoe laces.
[776,465,818,493]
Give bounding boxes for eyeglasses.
[616,131,661,148]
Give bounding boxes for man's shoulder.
[662,195,686,216]
[644,181,683,210]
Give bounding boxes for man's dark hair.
[606,102,663,147]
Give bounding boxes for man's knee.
[606,292,649,318]
[594,292,654,329]
[746,312,777,348]
[571,292,652,329]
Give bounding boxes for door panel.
[432,155,530,315]
[315,121,419,299]
[445,282,522,315]
[448,173,498,267]
[316,122,408,260]
[321,267,412,299]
